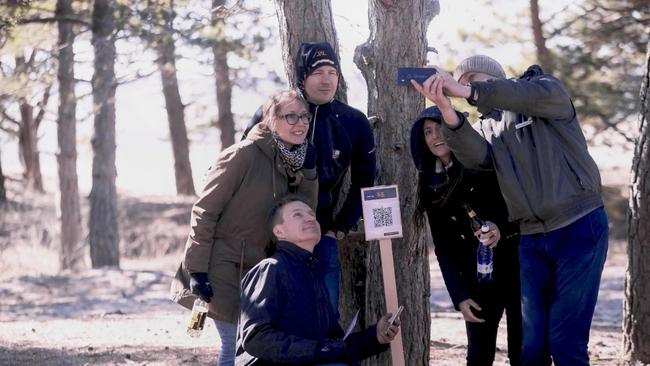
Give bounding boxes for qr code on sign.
[372,207,393,228]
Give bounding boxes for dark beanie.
[295,42,340,87]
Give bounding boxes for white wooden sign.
[361,185,403,241]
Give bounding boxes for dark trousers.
[519,207,608,366]
[313,235,340,319]
[466,280,522,366]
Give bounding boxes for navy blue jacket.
[243,101,376,234]
[410,109,520,310]
[235,241,387,365]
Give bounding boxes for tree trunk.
[0,155,6,205]
[15,53,46,193]
[89,0,119,268]
[354,1,437,364]
[529,0,554,73]
[212,0,236,150]
[624,39,650,364]
[18,99,43,192]
[56,0,84,271]
[273,0,347,102]
[157,34,196,196]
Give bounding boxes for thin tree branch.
[115,69,158,86]
[34,83,52,129]
[0,109,20,126]
[17,15,90,27]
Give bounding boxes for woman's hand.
[474,220,501,249]
[459,298,485,323]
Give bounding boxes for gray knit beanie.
[453,55,506,81]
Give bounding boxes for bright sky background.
[2,0,629,196]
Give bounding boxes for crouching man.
[235,195,400,366]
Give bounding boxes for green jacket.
[442,74,602,235]
[171,122,318,323]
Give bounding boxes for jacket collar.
[276,241,320,268]
[309,99,335,114]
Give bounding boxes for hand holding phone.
[387,305,404,326]
[397,67,437,85]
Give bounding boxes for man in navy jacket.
[235,195,398,366]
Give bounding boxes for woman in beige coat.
[171,90,318,365]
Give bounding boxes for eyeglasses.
[278,113,311,125]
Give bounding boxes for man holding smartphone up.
[411,55,608,366]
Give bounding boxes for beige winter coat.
[170,123,318,323]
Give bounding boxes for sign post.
[361,185,405,366]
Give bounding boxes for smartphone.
[397,67,437,85]
[388,305,404,326]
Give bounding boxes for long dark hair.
[413,129,464,226]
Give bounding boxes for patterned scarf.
[272,134,307,172]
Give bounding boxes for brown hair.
[261,90,308,131]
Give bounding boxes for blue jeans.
[313,235,340,319]
[519,207,608,366]
[214,319,237,366]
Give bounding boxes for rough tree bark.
[56,0,84,271]
[354,0,437,364]
[156,31,196,196]
[273,0,347,102]
[211,0,236,150]
[624,38,650,364]
[529,0,554,73]
[89,0,119,268]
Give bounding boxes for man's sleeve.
[183,147,249,273]
[241,105,263,141]
[238,263,321,364]
[441,112,492,171]
[473,76,575,121]
[333,114,377,233]
[345,325,389,362]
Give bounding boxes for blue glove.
[303,142,317,170]
[189,272,213,303]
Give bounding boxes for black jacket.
[410,109,520,310]
[236,241,387,366]
[243,100,376,234]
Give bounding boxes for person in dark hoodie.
[235,195,398,366]
[410,106,521,366]
[243,42,376,318]
[411,56,608,366]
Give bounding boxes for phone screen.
[388,305,404,326]
[397,67,437,85]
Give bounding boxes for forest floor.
[0,169,632,365]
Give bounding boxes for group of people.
[170,40,608,366]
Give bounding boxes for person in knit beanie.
[411,58,608,366]
[452,54,506,81]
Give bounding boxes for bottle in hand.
[476,224,493,282]
[462,204,494,283]
[187,298,208,337]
